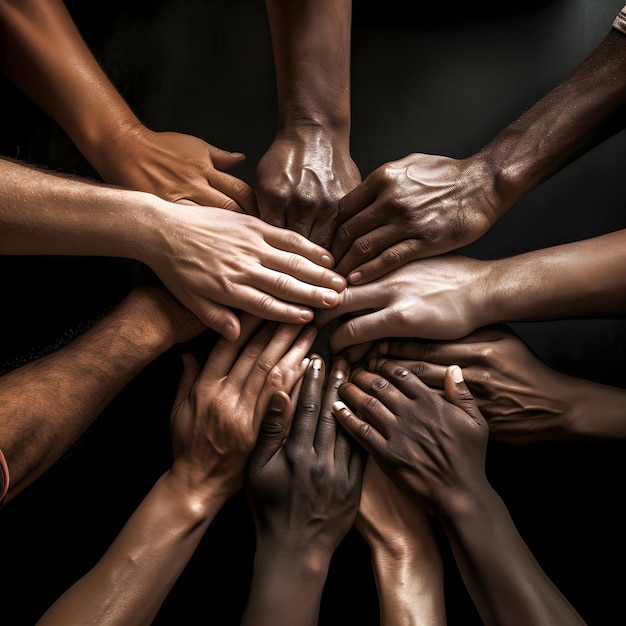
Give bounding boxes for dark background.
[2,0,626,624]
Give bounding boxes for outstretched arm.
[0,0,255,211]
[357,457,446,625]
[36,316,317,625]
[378,327,626,444]
[332,19,626,283]
[333,362,586,625]
[0,286,204,503]
[255,0,361,249]
[242,355,363,626]
[318,228,626,355]
[0,158,346,340]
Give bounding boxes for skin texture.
[332,362,586,626]
[331,27,626,284]
[0,0,256,212]
[376,327,626,444]
[0,158,347,341]
[35,316,317,626]
[357,457,446,626]
[317,229,626,355]
[0,285,205,503]
[242,355,363,626]
[255,0,361,249]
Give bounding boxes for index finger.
[287,355,325,448]
[313,356,349,454]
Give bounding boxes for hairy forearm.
[36,471,226,626]
[482,229,626,323]
[0,0,140,174]
[264,0,352,134]
[242,542,330,626]
[475,28,626,215]
[0,288,177,500]
[0,158,163,262]
[440,487,585,625]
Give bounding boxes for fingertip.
[321,253,335,268]
[348,270,363,284]
[449,364,464,383]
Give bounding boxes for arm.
[0,158,346,340]
[332,23,626,283]
[0,286,204,502]
[317,229,626,354]
[378,327,626,444]
[333,362,586,625]
[255,0,361,248]
[0,0,255,211]
[36,316,317,625]
[242,355,363,626]
[357,457,446,626]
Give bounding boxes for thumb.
[171,353,200,418]
[207,144,246,171]
[443,365,484,425]
[250,392,293,468]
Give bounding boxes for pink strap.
[0,447,9,504]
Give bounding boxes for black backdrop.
[2,1,626,624]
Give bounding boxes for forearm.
[474,28,626,215]
[440,487,585,625]
[0,0,140,175]
[0,288,178,500]
[264,0,352,135]
[241,542,330,626]
[0,158,163,262]
[482,229,626,323]
[36,471,227,626]
[370,545,446,626]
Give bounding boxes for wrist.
[165,465,231,519]
[567,380,626,441]
[254,535,333,576]
[275,117,351,146]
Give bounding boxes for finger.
[443,365,485,425]
[194,296,241,342]
[208,169,258,216]
[239,323,314,409]
[170,353,200,419]
[332,178,379,261]
[249,391,294,468]
[370,358,448,388]
[207,146,246,170]
[314,356,349,453]
[314,283,383,330]
[263,224,336,270]
[378,338,489,367]
[337,379,396,438]
[245,262,345,308]
[346,238,428,285]
[202,314,264,379]
[329,308,405,354]
[184,184,246,213]
[287,356,325,448]
[331,399,387,458]
[335,223,403,279]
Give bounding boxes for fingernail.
[299,309,314,321]
[301,357,310,369]
[332,365,347,380]
[321,254,334,267]
[331,276,346,291]
[450,365,464,383]
[322,291,339,306]
[349,271,362,284]
[311,357,323,371]
[378,341,388,355]
[332,400,347,412]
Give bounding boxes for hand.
[333,360,488,517]
[315,254,490,354]
[332,153,499,283]
[254,131,362,250]
[375,327,590,444]
[97,124,257,213]
[246,355,363,559]
[147,205,347,341]
[169,315,317,499]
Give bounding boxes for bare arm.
[0,286,203,502]
[255,0,361,248]
[332,23,626,283]
[0,0,255,211]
